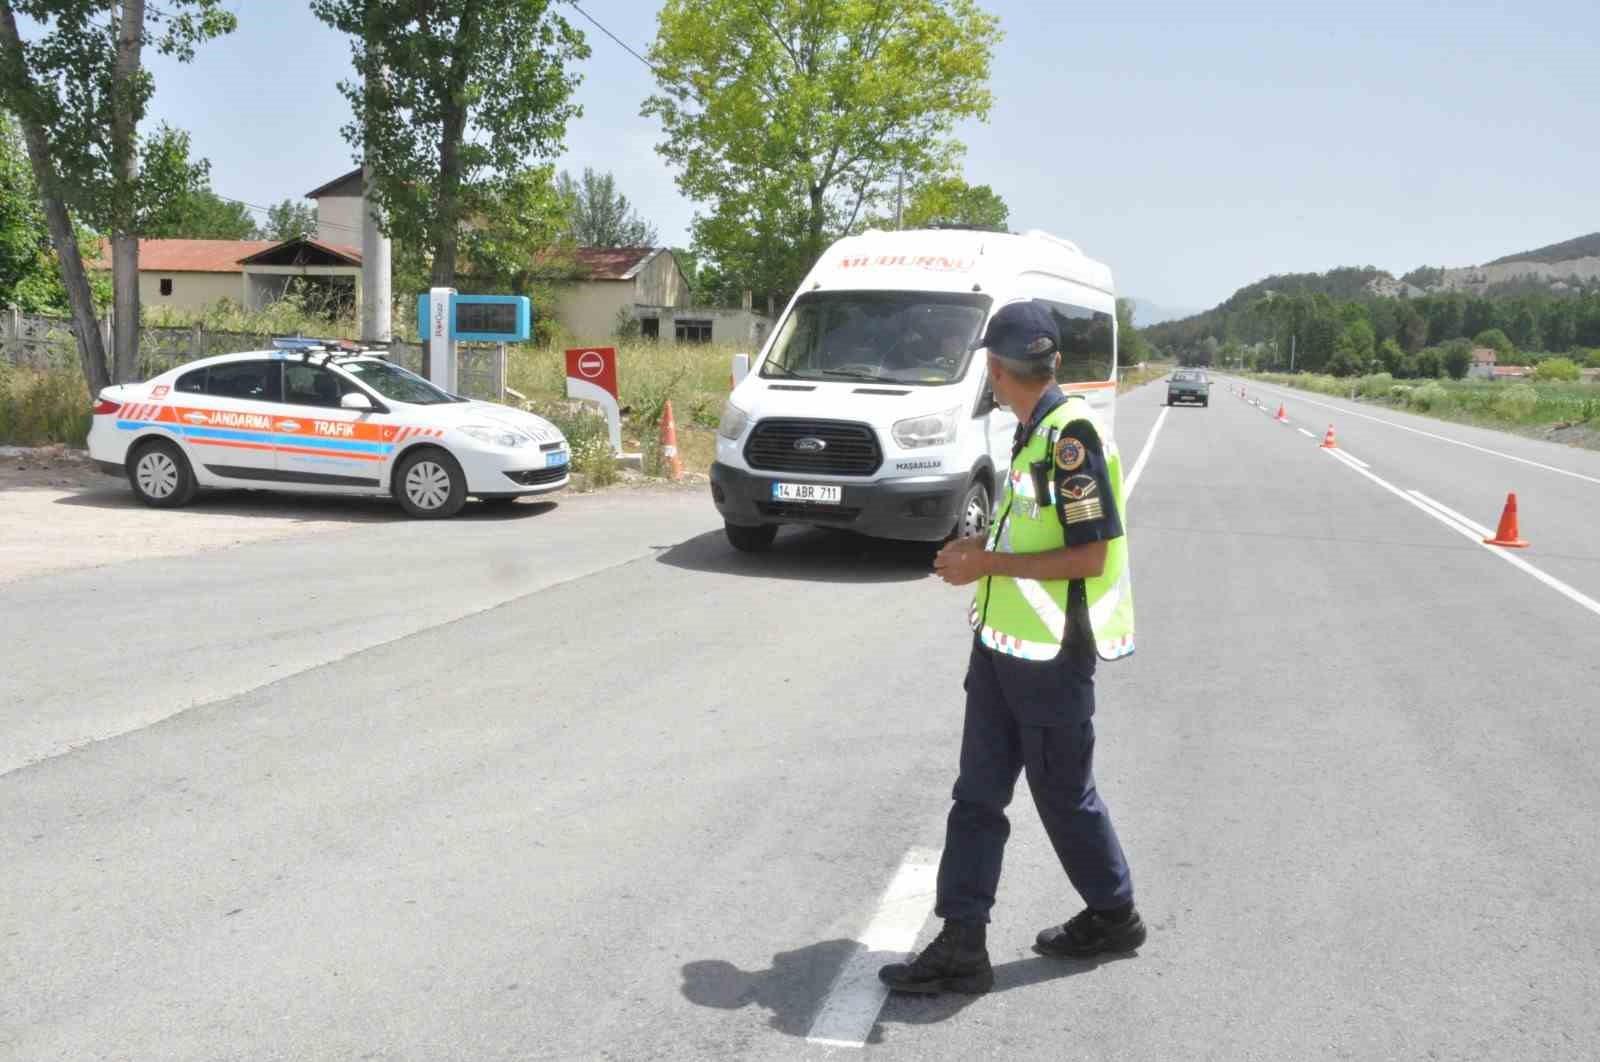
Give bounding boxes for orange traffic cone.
[1275,403,1288,422]
[1483,492,1528,548]
[659,399,684,481]
[1320,424,1338,449]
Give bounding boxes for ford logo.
[793,437,828,453]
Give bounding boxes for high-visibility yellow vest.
[968,397,1136,662]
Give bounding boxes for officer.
[879,299,1143,996]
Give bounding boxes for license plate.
[772,482,841,504]
[546,451,568,468]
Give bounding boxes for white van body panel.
[710,228,1118,543]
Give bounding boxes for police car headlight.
[717,400,750,440]
[459,424,532,448]
[893,407,960,449]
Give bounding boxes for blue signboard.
[415,293,532,342]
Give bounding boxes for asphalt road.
[4,381,1598,1060]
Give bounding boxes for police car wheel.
[127,439,196,509]
[394,447,467,519]
[725,521,778,553]
[953,479,991,541]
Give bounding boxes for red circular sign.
[577,351,605,379]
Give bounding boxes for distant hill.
[1148,232,1600,347]
[1487,232,1600,267]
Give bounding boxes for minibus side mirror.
[974,388,997,416]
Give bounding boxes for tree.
[262,198,318,241]
[556,167,657,247]
[644,0,1002,306]
[1328,317,1376,376]
[901,175,1008,230]
[148,185,257,239]
[1533,357,1580,382]
[1474,328,1514,358]
[1377,338,1405,376]
[0,113,109,313]
[0,0,234,391]
[313,0,588,303]
[1115,297,1151,365]
[1441,338,1473,380]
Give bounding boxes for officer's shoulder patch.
[1059,473,1098,501]
[1054,435,1087,472]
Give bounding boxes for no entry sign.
[565,347,622,454]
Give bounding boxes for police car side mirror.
[340,392,375,412]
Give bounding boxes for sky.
[125,0,1599,320]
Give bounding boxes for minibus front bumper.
[710,461,970,542]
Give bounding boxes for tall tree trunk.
[423,1,479,377]
[109,0,146,383]
[0,1,110,394]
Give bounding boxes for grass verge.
[1245,371,1600,449]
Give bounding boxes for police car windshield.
[761,290,991,386]
[340,359,462,404]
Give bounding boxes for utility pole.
[361,162,392,345]
[894,170,904,230]
[1290,333,1297,373]
[359,26,392,346]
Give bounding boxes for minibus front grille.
[744,418,882,476]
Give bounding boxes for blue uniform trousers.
[934,637,1134,924]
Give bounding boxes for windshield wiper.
[820,368,883,381]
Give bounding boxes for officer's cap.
[975,300,1059,361]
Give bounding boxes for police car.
[87,339,570,518]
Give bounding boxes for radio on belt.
[416,289,532,393]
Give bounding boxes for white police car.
[87,340,569,518]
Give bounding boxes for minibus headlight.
[718,400,751,440]
[892,407,960,449]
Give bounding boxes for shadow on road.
[52,487,559,524]
[656,527,936,584]
[681,940,1131,1042]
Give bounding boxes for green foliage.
[1584,348,1600,369]
[147,184,257,239]
[613,305,641,341]
[525,399,616,486]
[1442,338,1474,380]
[900,175,1008,230]
[644,0,1002,303]
[1492,383,1539,420]
[0,362,90,444]
[1409,381,1447,411]
[1115,297,1152,365]
[1151,277,1600,367]
[1377,338,1404,375]
[141,287,354,336]
[1473,328,1514,357]
[261,198,318,241]
[1356,372,1395,398]
[556,167,657,247]
[0,4,233,237]
[313,0,588,286]
[1534,357,1581,382]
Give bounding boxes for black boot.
[1034,905,1147,959]
[878,920,994,995]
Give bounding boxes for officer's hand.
[933,536,988,586]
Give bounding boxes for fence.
[1,307,504,400]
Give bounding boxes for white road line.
[1407,490,1493,538]
[1320,449,1600,621]
[1124,406,1170,501]
[1256,383,1600,487]
[806,848,940,1049]
[1297,428,1316,439]
[1338,451,1370,469]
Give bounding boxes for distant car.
[87,341,570,518]
[1167,369,1209,407]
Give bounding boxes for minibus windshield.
[761,290,992,386]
